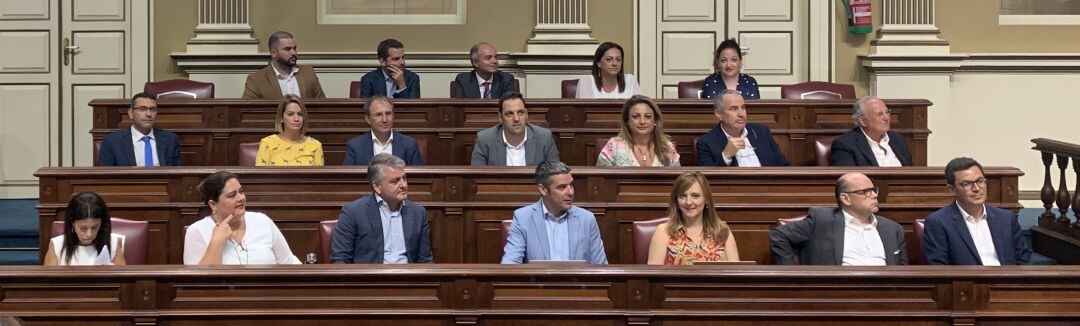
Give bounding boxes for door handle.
[63,37,79,66]
[740,46,750,54]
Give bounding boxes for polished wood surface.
[36,166,1021,265]
[1030,138,1080,264]
[89,98,932,166]
[1,264,1078,325]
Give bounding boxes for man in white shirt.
[829,96,913,166]
[242,31,326,99]
[343,95,424,166]
[471,92,560,166]
[770,172,908,265]
[923,157,1032,265]
[696,89,789,166]
[451,42,517,99]
[97,93,182,166]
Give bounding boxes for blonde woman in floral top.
[647,171,740,265]
[255,94,324,166]
[597,95,680,167]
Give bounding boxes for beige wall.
[154,0,633,81]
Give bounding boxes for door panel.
[0,31,51,72]
[71,84,124,165]
[729,0,806,99]
[71,31,125,74]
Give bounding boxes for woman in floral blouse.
[647,171,740,265]
[596,95,680,167]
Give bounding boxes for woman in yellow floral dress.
[255,95,324,166]
[647,171,740,264]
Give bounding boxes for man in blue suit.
[501,161,608,264]
[357,39,420,99]
[697,89,789,166]
[923,157,1031,265]
[98,92,181,166]
[343,95,424,165]
[331,153,433,264]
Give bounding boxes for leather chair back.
[632,217,668,264]
[912,218,926,265]
[677,79,705,99]
[349,81,362,98]
[144,79,215,99]
[416,138,428,164]
[814,136,838,166]
[50,217,150,264]
[318,220,338,263]
[780,81,856,100]
[561,79,578,99]
[499,219,513,249]
[93,140,102,166]
[239,142,259,166]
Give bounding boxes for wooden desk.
[36,166,1020,265]
[1,264,1077,325]
[90,98,932,166]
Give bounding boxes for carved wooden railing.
[1031,138,1080,263]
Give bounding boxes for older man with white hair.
[829,96,913,167]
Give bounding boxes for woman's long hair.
[590,42,626,93]
[665,172,729,243]
[617,95,674,166]
[62,192,112,265]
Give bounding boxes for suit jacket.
[922,203,1032,265]
[358,68,420,99]
[770,207,908,265]
[330,194,433,264]
[501,200,608,264]
[696,123,790,167]
[471,123,560,166]
[98,128,182,166]
[451,70,516,99]
[829,127,913,167]
[241,65,326,99]
[343,131,424,166]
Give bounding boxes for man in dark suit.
[331,153,433,264]
[923,157,1031,265]
[343,95,424,166]
[829,95,912,166]
[242,31,326,99]
[358,39,420,99]
[697,89,789,166]
[471,92,560,166]
[770,172,908,265]
[98,92,182,166]
[451,42,517,99]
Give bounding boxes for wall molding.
[862,53,1080,73]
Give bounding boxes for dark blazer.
[343,131,424,166]
[471,123,560,166]
[241,65,326,99]
[98,128,182,166]
[358,68,420,99]
[922,203,1032,265]
[451,70,516,99]
[330,194,433,264]
[829,127,913,167]
[770,207,908,265]
[696,123,789,167]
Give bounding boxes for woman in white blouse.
[43,192,126,266]
[184,171,300,265]
[576,42,641,99]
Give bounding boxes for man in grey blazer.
[331,153,433,264]
[471,92,560,166]
[770,172,908,265]
[502,161,608,264]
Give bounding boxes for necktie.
[482,82,492,99]
[141,136,154,167]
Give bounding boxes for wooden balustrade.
[1030,138,1080,264]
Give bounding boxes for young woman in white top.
[576,42,641,99]
[184,171,301,265]
[43,192,126,266]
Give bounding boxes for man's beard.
[276,56,296,68]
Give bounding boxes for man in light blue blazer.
[98,92,182,166]
[343,95,424,166]
[501,161,608,264]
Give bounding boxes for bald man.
[451,42,517,99]
[769,172,908,265]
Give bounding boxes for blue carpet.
[0,199,39,265]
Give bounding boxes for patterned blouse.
[596,135,680,167]
[665,227,727,265]
[255,134,324,166]
[701,72,760,100]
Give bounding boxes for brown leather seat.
[632,217,668,264]
[561,79,578,99]
[349,81,362,98]
[318,220,338,263]
[93,140,102,166]
[143,79,215,99]
[239,142,259,166]
[814,136,838,166]
[499,219,513,249]
[50,217,150,264]
[780,81,855,100]
[677,79,705,99]
[912,218,926,265]
[449,79,521,98]
[415,138,428,164]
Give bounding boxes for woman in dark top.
[700,38,760,100]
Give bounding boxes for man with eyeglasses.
[769,172,907,265]
[98,92,181,166]
[922,157,1032,265]
[829,96,913,167]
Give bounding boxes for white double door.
[0,0,147,197]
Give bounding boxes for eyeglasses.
[955,178,987,191]
[843,186,879,198]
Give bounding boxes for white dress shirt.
[376,195,409,264]
[476,72,493,98]
[274,65,301,97]
[131,126,159,167]
[720,127,761,167]
[861,128,902,167]
[502,127,528,166]
[959,202,1001,266]
[841,210,887,266]
[183,212,302,265]
[574,74,641,99]
[373,131,394,157]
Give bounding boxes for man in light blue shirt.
[501,161,608,264]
